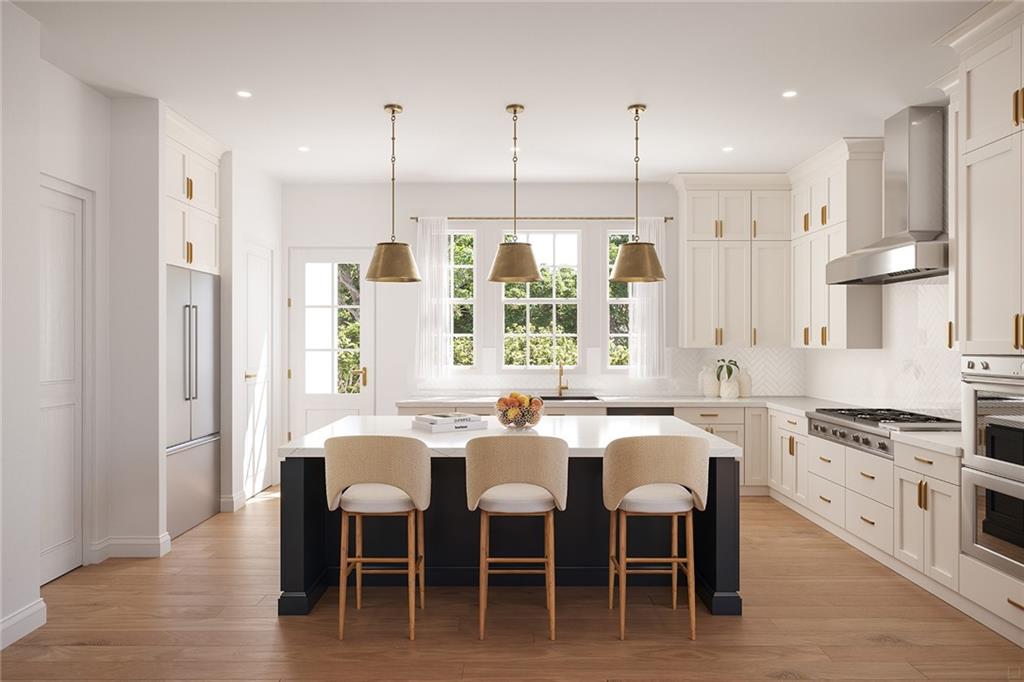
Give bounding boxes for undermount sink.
[539,395,601,401]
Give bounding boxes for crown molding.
[788,137,883,183]
[936,0,1024,54]
[670,173,791,192]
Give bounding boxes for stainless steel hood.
[826,106,947,285]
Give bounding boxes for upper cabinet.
[788,139,883,350]
[164,111,226,274]
[751,190,791,240]
[685,189,751,240]
[960,27,1022,154]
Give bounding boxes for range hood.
[826,106,947,285]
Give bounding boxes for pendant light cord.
[633,107,640,242]
[390,108,397,243]
[512,109,519,241]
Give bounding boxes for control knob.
[838,430,847,438]
[877,441,888,451]
[852,434,862,443]
[831,428,838,437]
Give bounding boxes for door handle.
[947,321,954,350]
[1014,314,1020,350]
[752,327,757,346]
[821,326,828,346]
[803,326,809,346]
[184,305,191,401]
[1014,89,1020,127]
[788,435,794,456]
[917,479,924,509]
[351,366,368,387]
[191,305,198,399]
[922,480,928,511]
[803,213,809,232]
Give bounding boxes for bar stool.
[466,435,568,641]
[324,435,431,641]
[603,435,710,641]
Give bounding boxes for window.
[304,261,363,394]
[448,232,475,366]
[608,233,633,367]
[502,231,579,368]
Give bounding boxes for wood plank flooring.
[3,490,1021,680]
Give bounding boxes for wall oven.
[962,468,1024,581]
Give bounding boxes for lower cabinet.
[809,473,845,527]
[743,408,769,487]
[845,489,894,554]
[773,425,808,503]
[894,466,959,590]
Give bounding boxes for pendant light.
[487,104,541,283]
[610,104,666,283]
[367,104,421,282]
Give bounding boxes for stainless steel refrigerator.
[166,266,220,538]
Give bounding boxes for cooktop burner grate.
[814,408,959,426]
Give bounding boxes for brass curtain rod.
[409,216,673,222]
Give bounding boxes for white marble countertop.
[395,395,855,418]
[891,430,964,458]
[279,415,744,460]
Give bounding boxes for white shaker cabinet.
[718,242,751,348]
[791,182,811,238]
[751,190,791,240]
[751,241,790,348]
[683,241,750,348]
[683,241,718,347]
[960,28,1022,154]
[791,236,811,347]
[743,408,769,488]
[960,134,1023,355]
[164,198,219,275]
[685,190,751,241]
[894,466,959,591]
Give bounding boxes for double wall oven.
[962,356,1024,580]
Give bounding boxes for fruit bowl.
[495,392,544,430]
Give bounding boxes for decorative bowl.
[495,392,544,430]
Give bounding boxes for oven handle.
[962,375,1024,387]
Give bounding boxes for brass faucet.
[557,363,569,397]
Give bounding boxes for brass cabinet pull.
[1008,597,1024,611]
[803,326,809,346]
[1014,89,1020,126]
[947,321,953,349]
[922,480,928,511]
[752,327,757,346]
[699,413,719,417]
[1018,313,1024,351]
[819,456,832,463]
[1014,314,1020,350]
[788,435,795,456]
[186,176,193,200]
[859,515,876,526]
[914,455,934,466]
[752,219,757,239]
[860,471,876,480]
[917,479,924,509]
[719,327,724,345]
[818,495,831,504]
[820,326,827,346]
[803,213,809,232]
[786,419,798,426]
[186,241,193,264]
[708,426,715,434]
[820,205,827,226]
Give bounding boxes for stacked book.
[412,412,488,433]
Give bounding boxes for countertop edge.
[891,431,965,458]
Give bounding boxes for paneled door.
[244,246,273,497]
[289,249,376,439]
[38,184,84,583]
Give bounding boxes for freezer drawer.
[167,436,220,539]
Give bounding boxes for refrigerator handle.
[191,305,199,400]
[184,305,191,401]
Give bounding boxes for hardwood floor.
[3,491,1021,680]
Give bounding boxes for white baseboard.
[768,489,1024,647]
[220,490,246,512]
[1,598,46,649]
[740,485,769,496]
[90,533,172,559]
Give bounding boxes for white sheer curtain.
[628,217,667,378]
[415,217,453,382]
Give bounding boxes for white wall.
[38,59,113,564]
[805,277,961,414]
[221,153,284,508]
[1,0,46,648]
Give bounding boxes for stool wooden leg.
[355,514,363,610]
[685,511,696,641]
[671,514,679,611]
[617,509,627,641]
[478,510,489,641]
[545,510,556,641]
[608,510,617,610]
[406,510,416,641]
[338,511,349,641]
[417,509,425,609]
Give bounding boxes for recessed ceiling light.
[236,90,253,98]
[297,146,311,152]
[782,90,798,98]
[721,146,734,153]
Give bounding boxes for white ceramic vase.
[699,367,719,398]
[719,375,740,399]
[738,368,752,398]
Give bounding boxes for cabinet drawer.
[770,410,807,435]
[675,407,744,425]
[845,489,893,555]
[809,473,844,527]
[894,443,961,486]
[845,448,893,507]
[808,437,845,485]
[959,554,1024,634]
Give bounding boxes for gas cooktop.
[807,408,960,459]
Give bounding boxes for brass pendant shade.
[487,241,541,282]
[367,103,421,283]
[488,104,542,283]
[610,104,666,284]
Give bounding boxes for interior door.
[38,184,83,583]
[289,248,375,438]
[244,247,273,497]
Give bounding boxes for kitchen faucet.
[557,363,569,397]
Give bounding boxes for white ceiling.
[20,1,983,183]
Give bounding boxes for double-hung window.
[448,232,475,367]
[607,232,634,367]
[502,231,579,368]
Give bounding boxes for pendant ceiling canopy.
[367,104,422,283]
[488,104,541,283]
[610,104,666,283]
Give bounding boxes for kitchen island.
[277,415,743,617]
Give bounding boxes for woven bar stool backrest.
[324,436,432,511]
[465,435,569,511]
[602,435,711,512]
